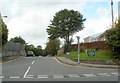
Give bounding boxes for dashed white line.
[83,74,96,77]
[23,66,31,78]
[38,75,48,78]
[0,76,4,78]
[68,74,80,77]
[98,73,111,76]
[32,61,35,64]
[111,72,118,76]
[53,75,64,78]
[9,76,20,78]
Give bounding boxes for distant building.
[118,1,120,19]
[84,32,105,43]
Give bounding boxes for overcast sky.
[0,0,119,49]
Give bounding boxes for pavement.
[55,57,119,69]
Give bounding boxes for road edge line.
[0,56,25,64]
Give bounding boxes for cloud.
[4,0,119,49]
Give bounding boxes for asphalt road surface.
[1,57,119,81]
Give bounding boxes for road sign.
[87,50,96,56]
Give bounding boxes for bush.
[80,46,87,52]
[94,47,101,51]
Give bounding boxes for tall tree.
[10,36,26,44]
[0,18,8,46]
[45,39,60,56]
[105,19,120,59]
[47,9,85,52]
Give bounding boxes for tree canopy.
[105,19,120,59]
[47,9,86,52]
[10,36,26,44]
[45,39,60,56]
[0,18,8,46]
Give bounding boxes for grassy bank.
[55,50,114,60]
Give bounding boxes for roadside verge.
[55,57,119,69]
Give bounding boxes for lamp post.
[76,36,80,64]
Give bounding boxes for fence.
[1,41,26,57]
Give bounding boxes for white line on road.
[9,76,20,78]
[38,75,48,78]
[0,76,4,78]
[23,66,31,78]
[32,61,35,64]
[98,73,111,76]
[53,75,64,78]
[83,74,96,77]
[68,74,80,78]
[111,72,118,76]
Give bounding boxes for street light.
[76,36,80,64]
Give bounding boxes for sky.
[0,0,119,49]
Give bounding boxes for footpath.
[55,57,119,69]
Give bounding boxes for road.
[1,57,119,81]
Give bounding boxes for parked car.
[26,51,35,57]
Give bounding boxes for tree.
[47,9,85,53]
[25,44,35,52]
[0,18,8,46]
[10,36,26,44]
[105,19,120,59]
[25,44,44,56]
[45,39,60,56]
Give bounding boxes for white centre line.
[32,61,35,64]
[23,66,31,78]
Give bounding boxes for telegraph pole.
[111,0,114,27]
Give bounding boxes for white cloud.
[4,0,119,49]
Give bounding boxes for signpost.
[86,50,96,56]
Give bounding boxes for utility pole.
[76,36,80,64]
[111,0,114,27]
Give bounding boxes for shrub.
[94,47,101,51]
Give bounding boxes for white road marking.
[9,76,20,78]
[32,61,35,64]
[68,74,80,77]
[98,73,111,76]
[23,66,31,78]
[111,72,118,76]
[0,76,4,78]
[38,75,48,78]
[53,75,64,78]
[83,74,96,77]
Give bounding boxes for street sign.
[87,50,96,56]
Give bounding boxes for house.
[84,32,105,43]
